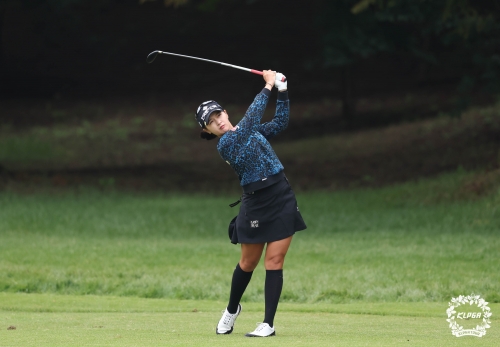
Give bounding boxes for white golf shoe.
[216,304,241,335]
[245,322,275,337]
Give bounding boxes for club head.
[146,51,160,64]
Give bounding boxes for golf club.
[146,50,286,81]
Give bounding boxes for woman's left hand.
[263,70,276,90]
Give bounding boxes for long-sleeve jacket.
[217,88,289,193]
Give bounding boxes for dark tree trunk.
[340,65,356,119]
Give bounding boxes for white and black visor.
[195,100,223,128]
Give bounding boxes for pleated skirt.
[229,176,307,244]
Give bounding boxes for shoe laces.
[222,310,236,325]
[254,322,268,331]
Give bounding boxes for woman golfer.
[195,70,306,337]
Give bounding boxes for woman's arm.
[257,91,289,140]
[232,70,276,142]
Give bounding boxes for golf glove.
[275,73,287,91]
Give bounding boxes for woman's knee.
[239,243,264,271]
[239,258,260,272]
[264,254,285,270]
[264,237,292,270]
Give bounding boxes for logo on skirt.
[250,220,259,228]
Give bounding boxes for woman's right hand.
[263,70,276,90]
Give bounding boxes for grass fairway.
[1,171,499,303]
[0,171,499,345]
[1,293,499,346]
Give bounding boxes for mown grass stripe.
[1,293,499,320]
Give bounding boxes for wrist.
[277,89,288,101]
[265,83,273,90]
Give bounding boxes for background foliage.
[1,0,498,110]
[1,0,499,189]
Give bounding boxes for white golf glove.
[275,72,287,91]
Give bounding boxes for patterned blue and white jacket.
[217,88,289,193]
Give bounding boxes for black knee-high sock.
[227,263,253,314]
[263,269,283,328]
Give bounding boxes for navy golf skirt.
[228,176,307,244]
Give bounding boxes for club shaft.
[155,51,263,75]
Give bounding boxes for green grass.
[0,171,499,303]
[1,293,499,346]
[1,172,499,345]
[0,137,56,163]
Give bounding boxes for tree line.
[0,0,498,118]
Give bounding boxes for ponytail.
[200,132,217,140]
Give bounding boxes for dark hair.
[200,132,217,140]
